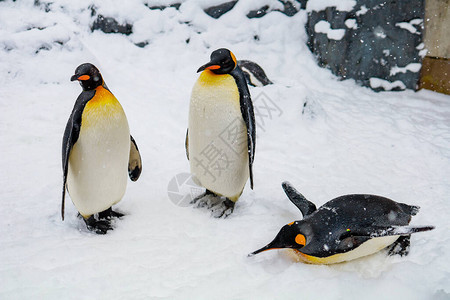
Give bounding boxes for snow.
[390,63,422,76]
[395,19,423,35]
[1,1,450,299]
[345,18,358,30]
[369,78,406,91]
[356,4,369,16]
[307,0,357,12]
[314,20,346,40]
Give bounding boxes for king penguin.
[62,63,142,234]
[186,48,256,218]
[250,182,434,264]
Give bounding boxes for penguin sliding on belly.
[250,182,434,264]
[186,48,256,218]
[62,63,142,234]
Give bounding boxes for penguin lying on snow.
[62,63,142,234]
[250,182,434,264]
[186,48,256,218]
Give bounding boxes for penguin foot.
[388,235,411,256]
[191,191,235,218]
[211,198,235,218]
[84,216,113,235]
[98,207,124,220]
[193,194,222,209]
[190,189,215,206]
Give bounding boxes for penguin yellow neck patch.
[197,70,234,86]
[82,86,125,128]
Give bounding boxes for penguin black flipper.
[185,128,189,160]
[128,135,142,181]
[230,66,256,189]
[61,90,96,220]
[367,225,435,238]
[281,181,316,217]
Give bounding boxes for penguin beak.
[248,241,281,257]
[71,74,90,81]
[197,62,221,73]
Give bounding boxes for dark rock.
[204,1,238,19]
[247,6,270,18]
[135,41,149,48]
[296,0,308,10]
[90,5,97,17]
[34,0,52,12]
[35,43,52,54]
[277,0,300,16]
[146,3,181,10]
[306,0,425,91]
[238,60,273,87]
[92,15,133,35]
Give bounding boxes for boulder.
[204,1,238,19]
[306,0,425,91]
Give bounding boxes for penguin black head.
[197,48,237,75]
[71,63,104,91]
[249,222,309,256]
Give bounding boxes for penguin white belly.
[291,235,400,264]
[67,89,130,217]
[188,71,249,200]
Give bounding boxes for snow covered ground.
[1,1,449,299]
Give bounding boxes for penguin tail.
[398,203,420,216]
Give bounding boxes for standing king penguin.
[62,63,142,234]
[186,48,256,217]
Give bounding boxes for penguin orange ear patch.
[295,234,306,246]
[230,51,237,65]
[78,75,90,81]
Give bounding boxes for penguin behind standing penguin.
[186,48,256,217]
[62,63,142,234]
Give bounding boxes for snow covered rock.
[203,1,238,19]
[146,3,182,11]
[306,0,425,91]
[92,14,133,35]
[247,0,306,18]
